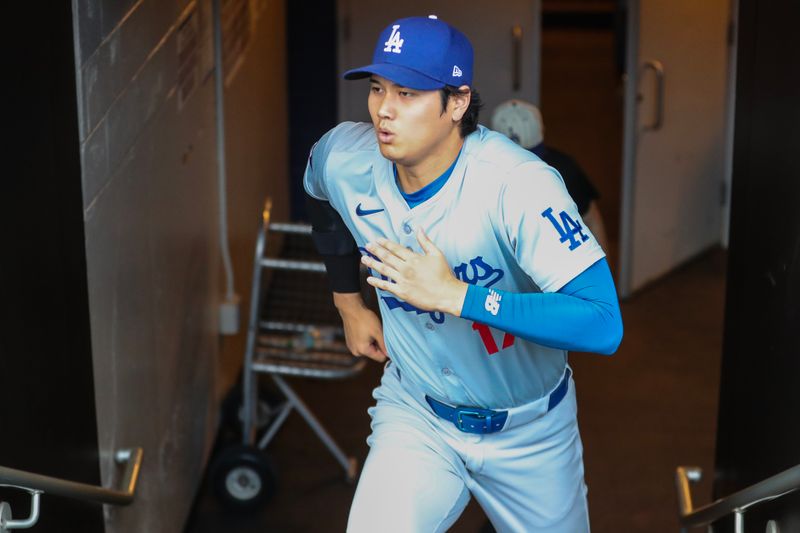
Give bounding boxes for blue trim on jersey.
[394,148,462,208]
[460,258,623,355]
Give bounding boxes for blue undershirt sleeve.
[460,258,623,355]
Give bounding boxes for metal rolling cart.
[211,199,365,510]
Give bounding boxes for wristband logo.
[484,290,502,316]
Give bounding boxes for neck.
[396,131,464,194]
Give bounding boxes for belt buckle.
[455,408,490,433]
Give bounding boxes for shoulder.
[466,126,542,173]
[307,122,377,202]
[312,122,376,180]
[315,122,376,161]
[304,122,376,201]
[310,122,375,171]
[464,126,565,195]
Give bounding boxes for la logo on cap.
[383,25,404,53]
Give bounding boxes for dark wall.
[287,0,338,221]
[713,0,800,526]
[0,4,104,532]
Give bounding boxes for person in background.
[492,100,609,251]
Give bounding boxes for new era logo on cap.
[343,16,474,90]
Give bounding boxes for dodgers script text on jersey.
[304,122,605,409]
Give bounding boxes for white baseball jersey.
[304,122,605,409]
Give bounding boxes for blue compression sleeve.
[460,258,623,354]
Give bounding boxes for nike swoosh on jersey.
[356,203,385,216]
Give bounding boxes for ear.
[450,85,472,122]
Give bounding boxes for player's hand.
[362,229,468,316]
[333,292,388,363]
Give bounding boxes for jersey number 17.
[472,322,515,355]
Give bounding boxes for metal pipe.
[259,258,327,272]
[271,375,351,473]
[258,320,343,334]
[0,489,40,530]
[734,510,744,533]
[257,402,294,449]
[676,463,800,528]
[213,0,236,301]
[676,466,703,517]
[0,448,143,506]
[241,199,272,445]
[617,0,640,298]
[269,223,313,235]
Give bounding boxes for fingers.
[376,334,388,357]
[366,275,402,297]
[416,228,440,256]
[361,254,399,281]
[362,236,425,281]
[367,238,414,262]
[351,339,387,362]
[364,341,388,362]
[340,308,388,363]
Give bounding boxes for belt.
[423,367,572,435]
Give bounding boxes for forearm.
[460,259,623,354]
[306,192,361,293]
[333,291,369,316]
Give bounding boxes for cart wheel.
[211,445,277,511]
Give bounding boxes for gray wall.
[72,0,288,531]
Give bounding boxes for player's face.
[367,76,460,167]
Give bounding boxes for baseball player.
[303,15,623,532]
[491,100,609,251]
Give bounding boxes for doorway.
[539,1,624,274]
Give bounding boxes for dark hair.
[440,86,482,137]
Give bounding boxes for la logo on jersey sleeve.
[542,207,590,250]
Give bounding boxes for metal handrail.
[0,448,143,506]
[676,463,800,531]
[269,222,312,235]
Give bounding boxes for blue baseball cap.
[343,15,474,90]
